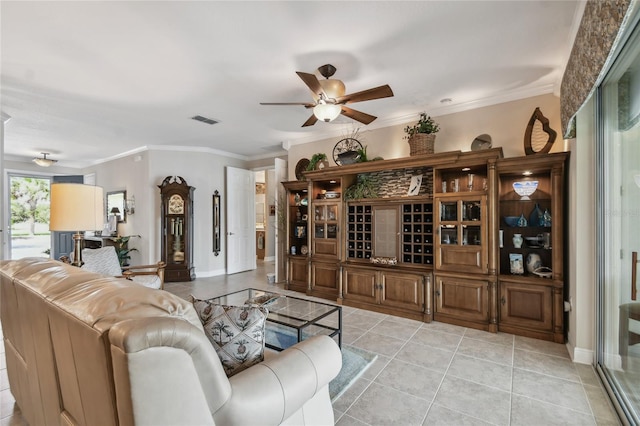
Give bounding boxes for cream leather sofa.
[0,258,342,426]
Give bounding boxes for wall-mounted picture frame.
[107,190,126,223]
[213,190,221,256]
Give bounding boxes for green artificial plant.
[113,234,140,267]
[404,112,440,138]
[307,153,328,171]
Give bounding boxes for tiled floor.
[1,260,621,425]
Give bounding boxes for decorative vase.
[543,209,552,227]
[526,253,542,274]
[513,233,523,248]
[408,133,436,156]
[529,203,543,227]
[517,213,528,227]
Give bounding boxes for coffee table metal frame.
[208,288,342,352]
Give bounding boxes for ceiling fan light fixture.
[313,103,342,122]
[319,79,346,99]
[33,152,58,167]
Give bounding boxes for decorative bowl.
[532,266,552,279]
[325,191,341,199]
[512,180,538,200]
[503,216,520,227]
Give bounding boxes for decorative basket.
[408,133,436,156]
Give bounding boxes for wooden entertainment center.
[283,148,568,343]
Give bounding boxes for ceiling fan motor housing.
[318,79,345,100]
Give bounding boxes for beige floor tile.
[424,403,493,425]
[514,335,570,359]
[351,330,405,358]
[576,363,603,387]
[584,384,620,423]
[420,321,467,336]
[374,358,444,401]
[410,328,462,351]
[510,394,596,426]
[395,341,454,373]
[514,348,581,383]
[370,317,421,340]
[433,376,511,425]
[343,312,383,331]
[345,382,429,426]
[457,336,514,366]
[335,413,369,426]
[463,328,515,347]
[512,368,591,414]
[447,353,512,392]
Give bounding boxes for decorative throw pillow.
[192,297,267,377]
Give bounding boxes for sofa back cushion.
[0,258,204,426]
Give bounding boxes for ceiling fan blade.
[340,106,377,125]
[336,84,394,104]
[296,72,325,98]
[302,114,318,127]
[260,102,315,108]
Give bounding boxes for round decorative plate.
[333,138,363,165]
[300,245,309,255]
[295,158,310,180]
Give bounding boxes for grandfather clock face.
[168,194,184,214]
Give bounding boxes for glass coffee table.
[208,288,342,351]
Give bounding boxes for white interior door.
[226,166,256,274]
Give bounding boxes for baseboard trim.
[263,256,275,262]
[567,341,594,364]
[194,268,226,278]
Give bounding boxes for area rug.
[266,328,377,402]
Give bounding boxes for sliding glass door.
[598,13,640,424]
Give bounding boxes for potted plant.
[307,153,328,170]
[113,234,140,267]
[404,112,440,156]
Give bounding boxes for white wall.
[146,149,247,277]
[567,99,596,363]
[287,93,564,178]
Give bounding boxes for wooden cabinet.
[342,264,430,321]
[282,181,310,293]
[311,261,340,299]
[496,152,568,342]
[499,278,553,335]
[159,176,195,282]
[293,148,567,343]
[345,199,433,266]
[435,195,488,274]
[434,273,494,329]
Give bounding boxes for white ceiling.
[1,1,585,168]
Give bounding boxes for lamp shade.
[313,103,342,122]
[50,184,104,231]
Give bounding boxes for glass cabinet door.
[435,195,487,274]
[312,202,340,258]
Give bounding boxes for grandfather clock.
[159,176,195,281]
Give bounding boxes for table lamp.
[50,183,104,267]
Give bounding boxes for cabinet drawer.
[437,246,485,274]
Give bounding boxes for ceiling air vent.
[191,115,219,125]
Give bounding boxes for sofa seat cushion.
[192,298,267,377]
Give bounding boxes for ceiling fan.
[260,64,394,127]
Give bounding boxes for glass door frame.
[595,6,640,423]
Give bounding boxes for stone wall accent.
[560,0,632,137]
[355,166,433,199]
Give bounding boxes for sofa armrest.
[109,317,231,426]
[213,335,342,425]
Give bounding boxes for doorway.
[8,174,51,259]
[597,12,640,423]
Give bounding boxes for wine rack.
[402,202,433,265]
